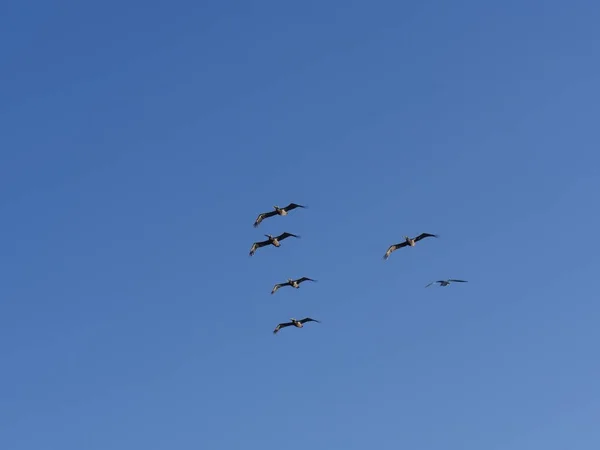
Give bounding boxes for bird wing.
[273,322,294,334]
[271,281,291,294]
[282,203,306,212]
[425,281,437,287]
[299,317,320,324]
[414,233,438,242]
[276,232,300,241]
[253,210,277,227]
[249,239,270,256]
[383,242,408,259]
[448,279,467,283]
[296,277,316,284]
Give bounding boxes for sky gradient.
[1,1,599,449]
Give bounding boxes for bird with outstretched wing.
[383,233,439,260]
[273,317,321,334]
[253,203,307,227]
[425,279,468,287]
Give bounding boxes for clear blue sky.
[1,1,599,448]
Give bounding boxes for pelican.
[426,279,468,287]
[383,233,438,260]
[249,232,300,256]
[253,203,306,228]
[271,277,316,294]
[273,317,320,334]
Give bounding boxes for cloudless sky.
[1,1,599,449]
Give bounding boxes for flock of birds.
[249,202,468,335]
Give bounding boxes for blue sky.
[1,1,599,448]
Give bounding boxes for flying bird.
[249,232,300,256]
[253,203,306,228]
[273,317,320,334]
[383,233,438,260]
[426,279,468,287]
[271,277,316,294]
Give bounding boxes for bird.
[425,279,468,287]
[273,317,320,334]
[253,203,306,228]
[271,277,317,294]
[249,232,300,256]
[383,233,438,260]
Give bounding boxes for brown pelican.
[383,233,438,260]
[271,277,316,294]
[426,279,468,287]
[253,203,306,228]
[249,232,300,256]
[273,317,320,334]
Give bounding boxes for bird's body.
[271,277,316,294]
[253,203,306,228]
[426,279,468,287]
[273,317,320,334]
[249,232,300,256]
[383,233,438,260]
